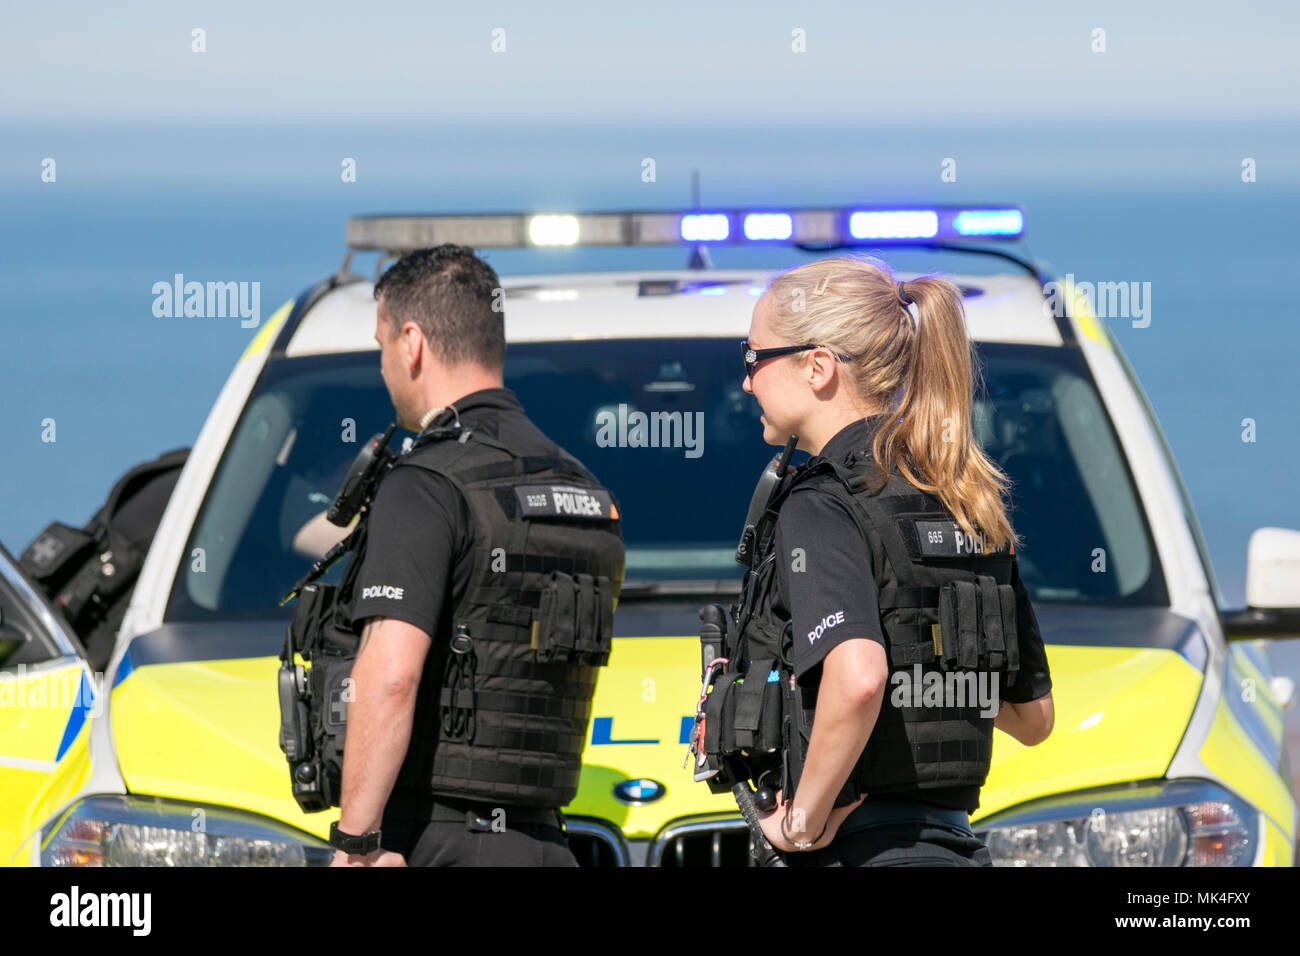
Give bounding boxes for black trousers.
[380,790,577,867]
[781,821,993,866]
[780,795,994,867]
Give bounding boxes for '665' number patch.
[909,518,1010,557]
[514,484,613,520]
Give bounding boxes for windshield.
[165,339,1166,621]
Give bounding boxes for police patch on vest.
[904,517,1010,557]
[515,484,612,520]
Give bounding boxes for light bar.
[347,205,1024,253]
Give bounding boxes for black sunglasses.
[741,338,847,379]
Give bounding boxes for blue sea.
[2,120,1299,613]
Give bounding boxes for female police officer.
[736,255,1055,866]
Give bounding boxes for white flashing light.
[528,215,580,246]
[743,213,793,241]
[849,210,939,240]
[680,214,729,242]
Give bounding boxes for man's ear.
[400,321,425,371]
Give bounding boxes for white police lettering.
[361,584,404,601]
[807,610,845,645]
[550,486,603,517]
[525,492,548,508]
[952,524,985,554]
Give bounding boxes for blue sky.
[4,1,1298,125]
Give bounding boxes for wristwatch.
[329,821,382,854]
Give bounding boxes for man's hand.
[330,848,407,867]
[756,790,865,853]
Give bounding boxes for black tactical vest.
[729,452,1019,802]
[391,426,626,807]
[281,420,624,814]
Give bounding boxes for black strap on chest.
[402,423,588,485]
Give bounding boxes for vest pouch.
[937,577,1020,678]
[997,582,1020,683]
[19,522,98,592]
[732,555,786,665]
[702,672,740,756]
[307,651,354,807]
[290,582,355,659]
[937,580,982,671]
[534,570,578,663]
[977,576,1006,672]
[571,572,614,666]
[731,659,782,753]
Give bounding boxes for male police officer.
[328,245,624,867]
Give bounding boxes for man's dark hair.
[373,244,505,370]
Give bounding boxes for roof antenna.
[687,168,713,270]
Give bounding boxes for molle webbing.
[396,430,623,806]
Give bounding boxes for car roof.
[284,269,1064,357]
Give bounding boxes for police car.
[3,206,1298,866]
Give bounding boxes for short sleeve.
[1000,556,1053,704]
[348,467,468,638]
[773,485,886,684]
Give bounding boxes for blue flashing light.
[953,209,1024,237]
[743,212,793,241]
[680,214,730,242]
[849,210,939,240]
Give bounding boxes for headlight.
[973,779,1257,867]
[40,795,333,867]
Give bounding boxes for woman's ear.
[806,347,839,391]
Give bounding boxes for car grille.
[566,818,629,866]
[652,816,757,866]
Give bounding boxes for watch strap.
[330,821,382,854]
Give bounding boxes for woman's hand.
[756,791,866,853]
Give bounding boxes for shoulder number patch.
[909,518,1010,557]
[515,484,613,520]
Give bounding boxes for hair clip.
[812,275,831,297]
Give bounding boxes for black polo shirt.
[772,413,1052,813]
